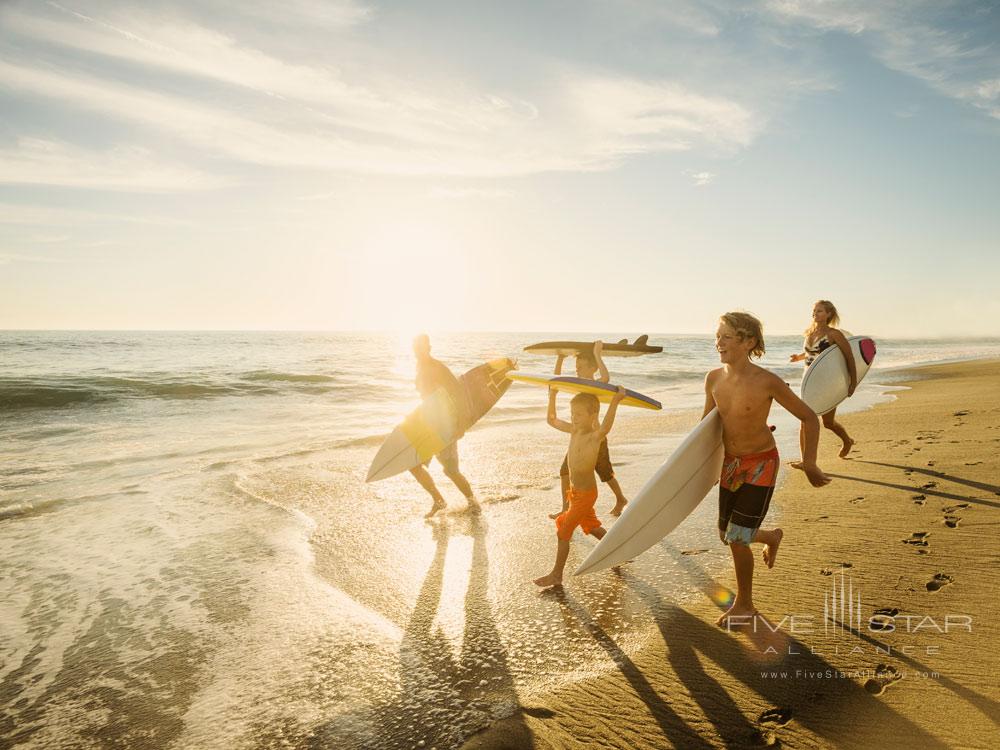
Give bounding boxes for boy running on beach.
[534,385,626,588]
[704,312,830,626]
[554,341,629,516]
[409,334,480,518]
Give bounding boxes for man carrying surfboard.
[554,341,630,517]
[409,334,480,517]
[705,312,830,627]
[534,384,626,588]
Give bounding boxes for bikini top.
[804,334,832,366]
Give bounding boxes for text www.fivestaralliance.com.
[760,670,940,679]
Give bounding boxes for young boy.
[554,341,629,516]
[534,384,626,588]
[704,312,830,627]
[408,334,480,518]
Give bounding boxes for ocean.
[3,331,999,749]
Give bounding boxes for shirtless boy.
[704,312,830,626]
[534,385,626,588]
[554,341,629,517]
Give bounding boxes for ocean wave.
[242,370,337,384]
[0,371,350,411]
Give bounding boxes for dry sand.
[461,358,1000,749]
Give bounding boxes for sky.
[1,0,999,335]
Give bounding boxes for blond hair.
[805,300,840,336]
[720,311,765,359]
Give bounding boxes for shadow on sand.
[308,515,532,749]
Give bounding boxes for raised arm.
[547,387,572,433]
[593,340,610,383]
[769,375,830,487]
[599,386,626,437]
[828,329,857,395]
[789,352,807,363]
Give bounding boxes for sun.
[351,219,472,332]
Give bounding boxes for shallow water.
[2,331,998,748]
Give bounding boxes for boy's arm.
[769,375,831,487]
[599,386,626,436]
[554,354,565,375]
[828,329,858,395]
[702,372,717,419]
[594,340,610,383]
[547,387,572,433]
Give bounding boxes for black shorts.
[718,483,775,545]
[560,438,614,483]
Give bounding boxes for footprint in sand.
[942,503,970,513]
[758,707,793,726]
[850,496,865,504]
[681,549,710,556]
[953,410,970,417]
[921,481,938,490]
[484,494,521,505]
[902,532,930,547]
[943,515,961,528]
[964,461,983,466]
[927,573,954,592]
[865,664,902,695]
[912,494,926,505]
[521,706,556,719]
[821,562,853,575]
[869,607,900,631]
[745,729,779,747]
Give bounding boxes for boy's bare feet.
[839,438,855,458]
[465,497,482,514]
[611,497,628,517]
[716,604,759,627]
[763,528,783,569]
[533,573,563,588]
[424,499,446,518]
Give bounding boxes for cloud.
[763,0,1000,120]
[0,3,762,179]
[0,202,190,227]
[0,251,66,265]
[0,136,230,191]
[683,170,717,186]
[428,187,514,199]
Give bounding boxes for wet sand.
[461,359,1000,749]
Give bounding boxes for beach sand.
[461,359,1000,749]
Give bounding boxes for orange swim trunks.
[555,487,602,541]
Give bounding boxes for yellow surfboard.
[506,373,661,410]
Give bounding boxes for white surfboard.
[366,358,515,483]
[800,336,876,416]
[574,409,724,576]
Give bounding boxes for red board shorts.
[560,438,614,483]
[718,447,779,545]
[555,486,602,541]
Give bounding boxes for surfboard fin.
[616,338,628,344]
[634,334,649,346]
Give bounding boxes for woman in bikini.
[790,300,857,458]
